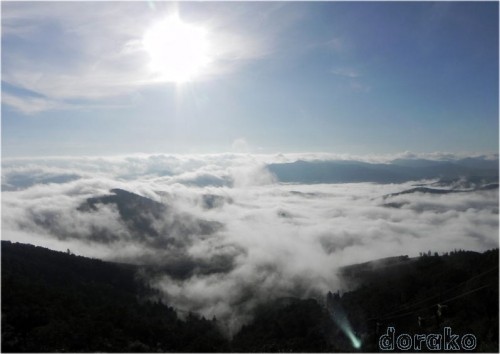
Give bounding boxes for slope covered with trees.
[2,241,498,352]
[232,250,499,352]
[1,241,228,352]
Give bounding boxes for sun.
[143,16,211,83]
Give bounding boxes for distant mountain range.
[266,157,498,184]
[1,173,80,191]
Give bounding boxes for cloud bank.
[2,153,498,334]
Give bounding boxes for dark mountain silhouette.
[383,184,499,200]
[392,156,499,170]
[2,173,81,191]
[1,241,229,352]
[478,183,500,190]
[455,156,499,170]
[139,250,240,281]
[231,249,498,352]
[430,176,499,188]
[2,242,497,352]
[200,194,233,210]
[266,158,498,184]
[78,188,168,237]
[75,188,234,279]
[267,160,413,184]
[77,188,223,248]
[390,158,448,168]
[177,174,232,187]
[385,187,464,198]
[332,249,499,352]
[232,297,337,352]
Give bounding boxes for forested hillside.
[1,241,228,352]
[2,241,498,352]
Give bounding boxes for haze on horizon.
[1,1,498,158]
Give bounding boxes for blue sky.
[2,1,498,157]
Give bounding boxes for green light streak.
[330,307,362,350]
[347,331,362,349]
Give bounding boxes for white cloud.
[325,37,345,52]
[331,67,360,78]
[231,138,250,153]
[1,92,73,115]
[2,153,498,334]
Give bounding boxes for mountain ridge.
[2,241,497,352]
[266,158,499,184]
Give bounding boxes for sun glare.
[143,16,211,83]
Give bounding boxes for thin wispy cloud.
[324,37,346,53]
[330,68,360,78]
[2,2,301,114]
[1,92,72,115]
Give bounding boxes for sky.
[2,1,498,157]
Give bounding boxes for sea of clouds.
[2,152,498,334]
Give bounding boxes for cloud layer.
[2,153,498,334]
